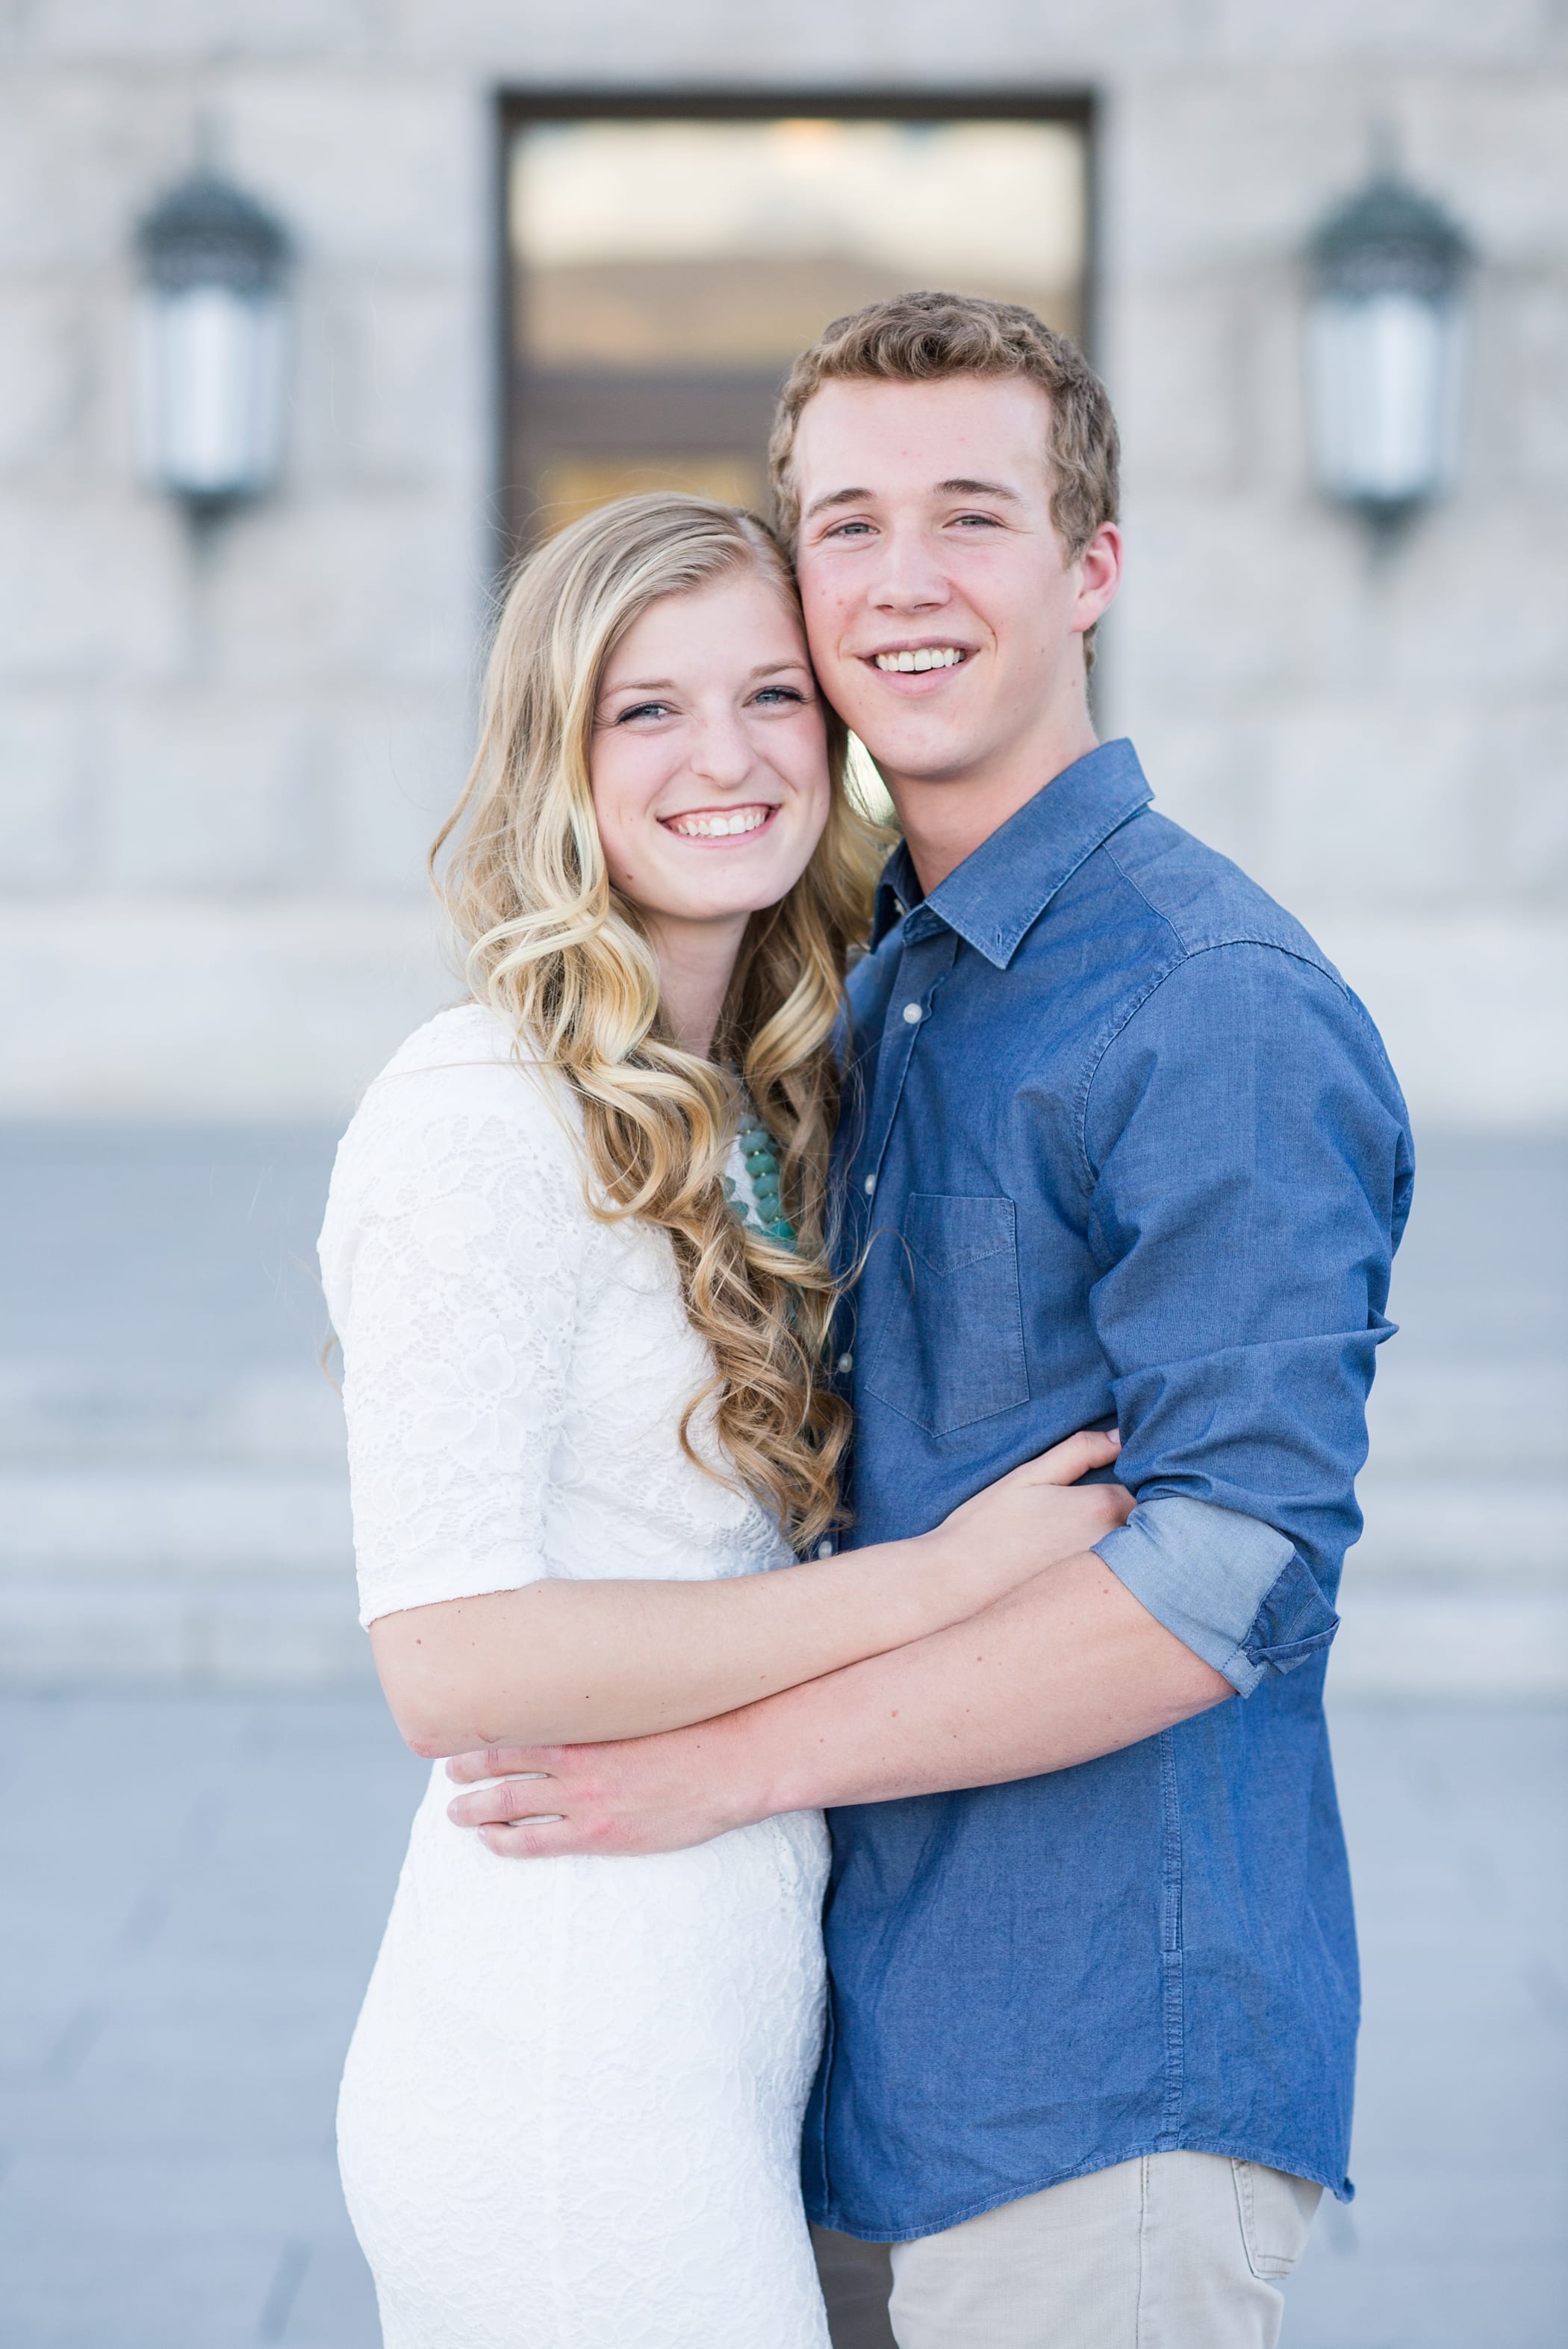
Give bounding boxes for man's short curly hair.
[768,289,1120,562]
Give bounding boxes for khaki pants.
[821,2153,1323,2349]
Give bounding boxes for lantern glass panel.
[138,285,287,501]
[1309,290,1461,509]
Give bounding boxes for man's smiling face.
[790,373,1113,799]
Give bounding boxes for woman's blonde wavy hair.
[432,493,886,1551]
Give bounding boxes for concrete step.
[0,1363,346,1467]
[1364,1359,1567,1474]
[1,1365,1563,1691]
[1352,1475,1568,1582]
[0,1367,364,1687]
[1335,1460,1568,1693]
[1331,1588,1568,1696]
[0,1572,370,1687]
[0,1464,350,1574]
[1343,1349,1568,1690]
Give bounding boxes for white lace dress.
[319,1005,831,2349]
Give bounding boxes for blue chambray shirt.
[804,739,1413,2241]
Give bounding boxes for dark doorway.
[499,90,1093,556]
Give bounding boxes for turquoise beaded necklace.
[721,1101,797,1251]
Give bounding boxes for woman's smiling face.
[588,568,831,934]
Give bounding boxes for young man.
[450,294,1413,2348]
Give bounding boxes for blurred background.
[0,5,1564,2346]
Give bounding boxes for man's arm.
[444,1548,1229,1857]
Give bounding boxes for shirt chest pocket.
[862,1192,1030,1437]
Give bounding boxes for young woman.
[320,494,1127,2349]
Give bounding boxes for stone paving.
[0,1690,423,2349]
[1,1686,1562,2348]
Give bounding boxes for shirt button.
[863,1174,876,1195]
[815,1540,834,1558]
[902,1001,923,1024]
[836,1351,853,1374]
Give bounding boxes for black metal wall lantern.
[1307,166,1472,529]
[136,172,292,514]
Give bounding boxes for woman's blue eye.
[753,686,805,707]
[616,700,670,723]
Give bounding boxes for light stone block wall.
[1103,62,1568,1129]
[0,42,491,1115]
[0,1,1564,1124]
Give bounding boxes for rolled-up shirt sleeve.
[1081,939,1413,1695]
[1095,1496,1321,1696]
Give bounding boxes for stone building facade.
[1,0,1564,1127]
[1,4,1564,1694]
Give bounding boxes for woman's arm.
[373,1434,1130,1757]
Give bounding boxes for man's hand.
[444,1711,756,1858]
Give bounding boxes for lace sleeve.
[320,1030,590,1627]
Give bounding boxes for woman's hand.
[913,1429,1133,1618]
[385,1428,1132,1761]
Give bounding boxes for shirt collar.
[871,738,1154,969]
